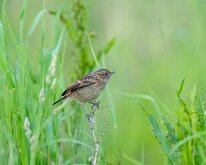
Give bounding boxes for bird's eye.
[105,72,108,75]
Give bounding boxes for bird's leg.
[90,100,100,110]
[82,103,96,130]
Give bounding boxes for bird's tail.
[52,95,67,105]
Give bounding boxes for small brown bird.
[52,69,115,105]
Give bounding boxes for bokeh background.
[3,0,206,164]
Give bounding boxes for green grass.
[119,80,206,165]
[0,0,115,164]
[1,0,206,164]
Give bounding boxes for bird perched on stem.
[52,69,115,105]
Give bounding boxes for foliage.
[49,0,115,78]
[0,0,115,164]
[119,79,206,164]
[141,80,206,165]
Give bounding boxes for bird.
[52,69,115,105]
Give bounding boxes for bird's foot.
[90,100,100,110]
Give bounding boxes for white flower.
[50,78,56,90]
[23,117,31,139]
[30,135,37,151]
[46,53,57,85]
[30,135,37,145]
[39,87,45,104]
[50,66,56,77]
[45,75,51,85]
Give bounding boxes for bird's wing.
[61,75,98,96]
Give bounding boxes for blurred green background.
[2,0,206,164]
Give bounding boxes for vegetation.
[0,0,115,164]
[1,0,206,164]
[120,80,206,165]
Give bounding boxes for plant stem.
[83,103,99,164]
[91,124,99,165]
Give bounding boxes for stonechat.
[52,69,114,105]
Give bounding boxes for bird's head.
[94,69,115,80]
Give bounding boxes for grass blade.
[27,9,47,39]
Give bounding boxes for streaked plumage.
[52,69,114,105]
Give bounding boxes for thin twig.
[83,102,100,165]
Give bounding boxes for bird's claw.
[90,100,100,110]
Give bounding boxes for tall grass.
[120,80,206,165]
[0,0,115,164]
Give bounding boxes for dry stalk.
[83,102,100,165]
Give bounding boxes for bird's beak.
[111,71,115,75]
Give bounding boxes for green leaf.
[88,36,101,68]
[177,78,185,99]
[27,9,47,39]
[103,37,116,55]
[190,83,197,108]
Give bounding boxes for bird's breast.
[71,82,106,103]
